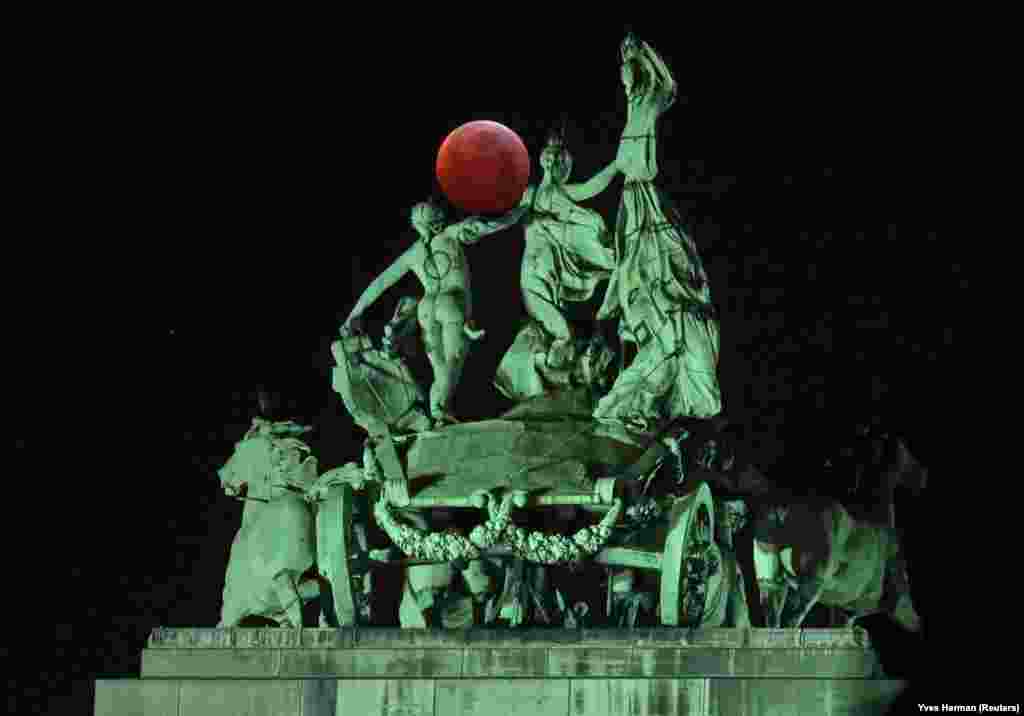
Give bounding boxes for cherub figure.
[345,200,526,427]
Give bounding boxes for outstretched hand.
[622,34,658,65]
[492,205,528,225]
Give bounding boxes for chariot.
[293,325,751,630]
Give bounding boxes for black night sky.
[30,25,969,714]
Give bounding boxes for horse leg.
[217,584,244,627]
[297,576,321,601]
[217,606,243,628]
[296,575,323,626]
[272,572,305,628]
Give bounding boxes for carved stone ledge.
[146,626,871,650]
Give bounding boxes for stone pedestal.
[95,627,906,715]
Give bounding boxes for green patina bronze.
[213,33,925,635]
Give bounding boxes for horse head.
[218,417,318,503]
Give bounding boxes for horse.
[216,417,363,628]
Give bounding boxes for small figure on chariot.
[345,199,526,427]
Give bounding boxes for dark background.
[25,23,968,714]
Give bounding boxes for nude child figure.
[345,200,526,427]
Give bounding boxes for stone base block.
[95,628,907,715]
[96,677,906,715]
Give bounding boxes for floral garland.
[373,500,482,562]
[374,492,623,565]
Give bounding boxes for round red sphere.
[436,120,530,214]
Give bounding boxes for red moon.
[436,120,530,214]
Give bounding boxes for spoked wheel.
[659,481,718,626]
[316,483,357,626]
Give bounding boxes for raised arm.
[638,42,677,107]
[448,205,528,246]
[563,160,620,202]
[641,42,675,93]
[344,244,416,326]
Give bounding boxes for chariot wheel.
[316,483,357,626]
[659,481,716,626]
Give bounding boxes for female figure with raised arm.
[595,34,722,430]
[494,131,619,402]
[345,200,526,427]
